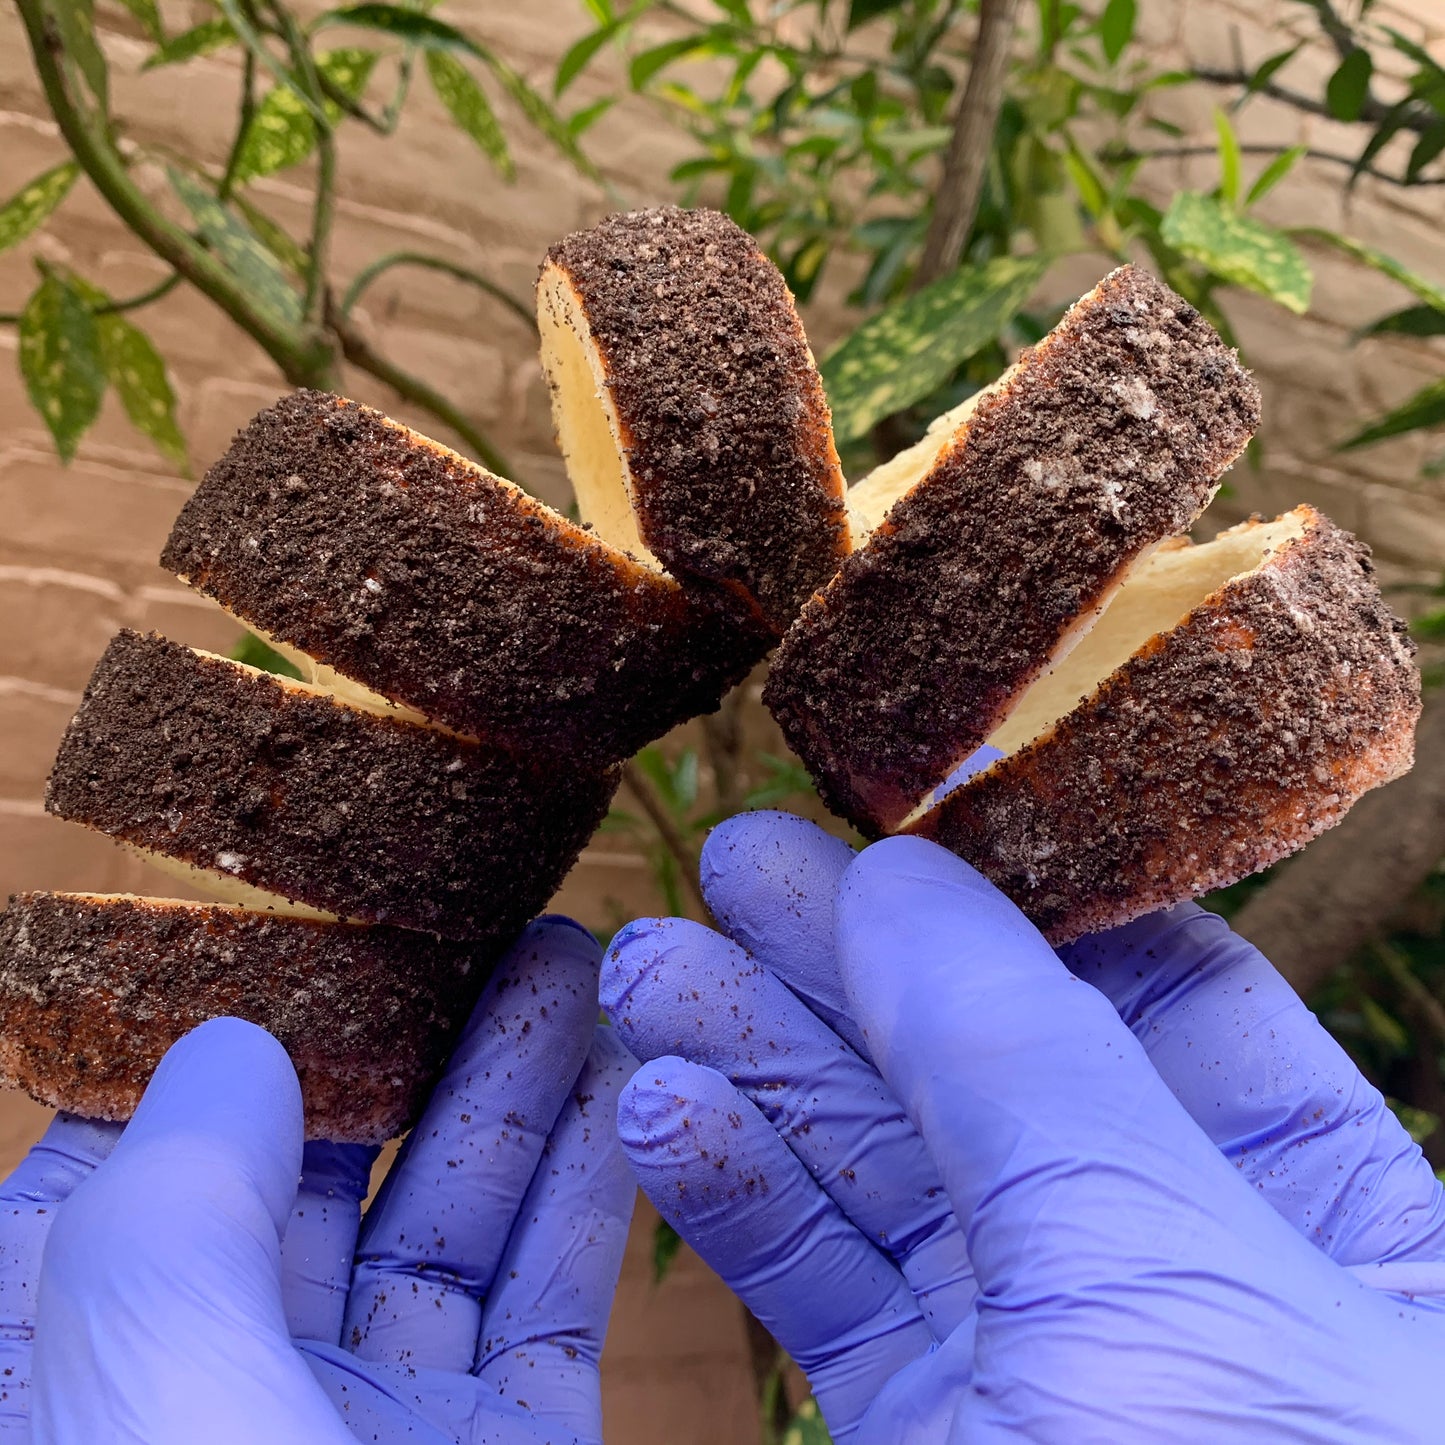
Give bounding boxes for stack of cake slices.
[0,209,1423,1140]
[0,208,849,1142]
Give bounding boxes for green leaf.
[484,55,602,180]
[316,4,487,52]
[214,0,325,121]
[1339,377,1445,450]
[848,0,904,25]
[555,24,615,95]
[0,162,80,254]
[782,1397,833,1445]
[95,311,188,472]
[630,36,714,88]
[1245,41,1302,95]
[232,49,379,183]
[426,51,513,178]
[1325,48,1373,121]
[1098,0,1135,64]
[652,1217,682,1284]
[1407,121,1445,182]
[1295,230,1445,311]
[672,749,699,811]
[566,96,615,137]
[116,0,164,42]
[230,631,304,679]
[52,0,109,108]
[1245,145,1305,208]
[231,193,309,276]
[1360,994,1409,1055]
[1160,192,1311,314]
[18,272,107,464]
[1353,304,1445,341]
[742,753,817,810]
[1213,107,1241,208]
[821,253,1051,444]
[1412,607,1445,640]
[166,167,303,325]
[142,18,236,69]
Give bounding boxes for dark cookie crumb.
[911,512,1420,942]
[766,265,1263,833]
[162,391,769,768]
[546,207,848,632]
[0,893,494,1142]
[46,630,619,940]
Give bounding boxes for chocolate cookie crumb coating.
[766,266,1262,834]
[46,631,618,939]
[544,207,849,633]
[161,391,769,768]
[909,511,1420,944]
[0,893,490,1142]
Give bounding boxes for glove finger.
[699,751,1002,1060]
[0,1114,119,1433]
[603,917,976,1338]
[35,1018,351,1443]
[473,1027,637,1441]
[281,1142,378,1344]
[835,838,1340,1314]
[346,917,600,1373]
[619,1056,933,1444]
[700,811,867,1056]
[1062,905,1445,1275]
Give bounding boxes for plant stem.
[340,251,537,329]
[16,0,325,380]
[0,270,180,326]
[217,50,257,201]
[702,686,745,817]
[912,0,1020,288]
[620,760,711,921]
[1196,66,1434,137]
[1115,141,1445,187]
[331,303,512,475]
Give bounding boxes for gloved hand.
[604,809,1445,1443]
[0,916,635,1445]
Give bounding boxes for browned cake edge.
[45,630,619,940]
[766,265,1262,834]
[544,206,849,633]
[160,390,770,768]
[0,893,496,1143]
[906,508,1421,944]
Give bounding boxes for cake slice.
[0,892,493,1142]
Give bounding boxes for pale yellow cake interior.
[899,510,1309,827]
[846,366,1017,543]
[122,847,343,920]
[537,262,663,569]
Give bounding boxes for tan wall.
[2,0,1444,1437]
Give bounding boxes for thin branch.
[264,0,333,329]
[620,761,710,921]
[16,0,319,377]
[913,0,1020,288]
[316,44,416,135]
[217,50,257,202]
[0,270,180,326]
[331,301,512,476]
[1112,142,1445,187]
[339,250,537,329]
[1196,65,1435,136]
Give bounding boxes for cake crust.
[161,391,770,767]
[765,266,1262,834]
[544,206,849,632]
[907,509,1421,944]
[46,630,618,939]
[0,893,490,1142]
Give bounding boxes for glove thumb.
[33,1018,351,1445]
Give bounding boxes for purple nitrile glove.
[605,808,1445,1443]
[0,916,636,1445]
